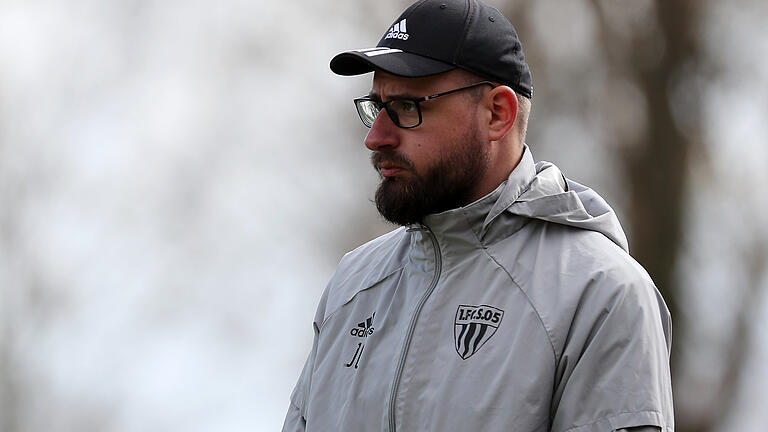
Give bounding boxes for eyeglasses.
[353,81,494,129]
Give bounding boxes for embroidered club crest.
[454,304,504,360]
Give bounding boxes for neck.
[469,140,524,202]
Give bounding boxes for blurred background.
[1,0,766,430]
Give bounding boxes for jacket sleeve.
[282,343,315,432]
[615,428,661,432]
[281,399,306,432]
[550,272,674,432]
[281,288,329,432]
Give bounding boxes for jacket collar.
[418,145,536,251]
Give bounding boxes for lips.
[378,162,405,177]
[371,152,413,178]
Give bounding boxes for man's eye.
[392,100,416,112]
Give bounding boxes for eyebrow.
[367,91,418,101]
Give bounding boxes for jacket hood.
[482,146,629,252]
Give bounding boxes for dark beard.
[372,125,489,226]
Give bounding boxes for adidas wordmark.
[385,19,409,40]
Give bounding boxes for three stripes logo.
[454,305,504,360]
[385,19,409,40]
[358,47,404,58]
[349,312,375,338]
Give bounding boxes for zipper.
[388,225,443,432]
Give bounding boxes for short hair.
[515,93,530,144]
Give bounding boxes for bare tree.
[499,1,766,431]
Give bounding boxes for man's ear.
[485,86,518,142]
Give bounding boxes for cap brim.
[330,48,455,78]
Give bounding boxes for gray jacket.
[283,147,674,432]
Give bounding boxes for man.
[283,0,674,431]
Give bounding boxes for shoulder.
[490,221,670,358]
[506,220,654,295]
[493,219,653,297]
[316,227,411,325]
[335,226,409,278]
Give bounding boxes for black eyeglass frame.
[353,81,495,129]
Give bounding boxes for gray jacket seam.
[318,265,406,332]
[481,247,559,366]
[467,200,556,364]
[557,409,665,432]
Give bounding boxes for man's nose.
[364,109,400,151]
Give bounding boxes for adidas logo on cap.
[385,19,409,40]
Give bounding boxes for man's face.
[365,70,491,226]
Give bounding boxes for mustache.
[370,151,415,171]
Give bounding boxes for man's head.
[330,0,532,226]
[331,0,532,99]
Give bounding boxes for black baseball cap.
[330,0,533,98]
